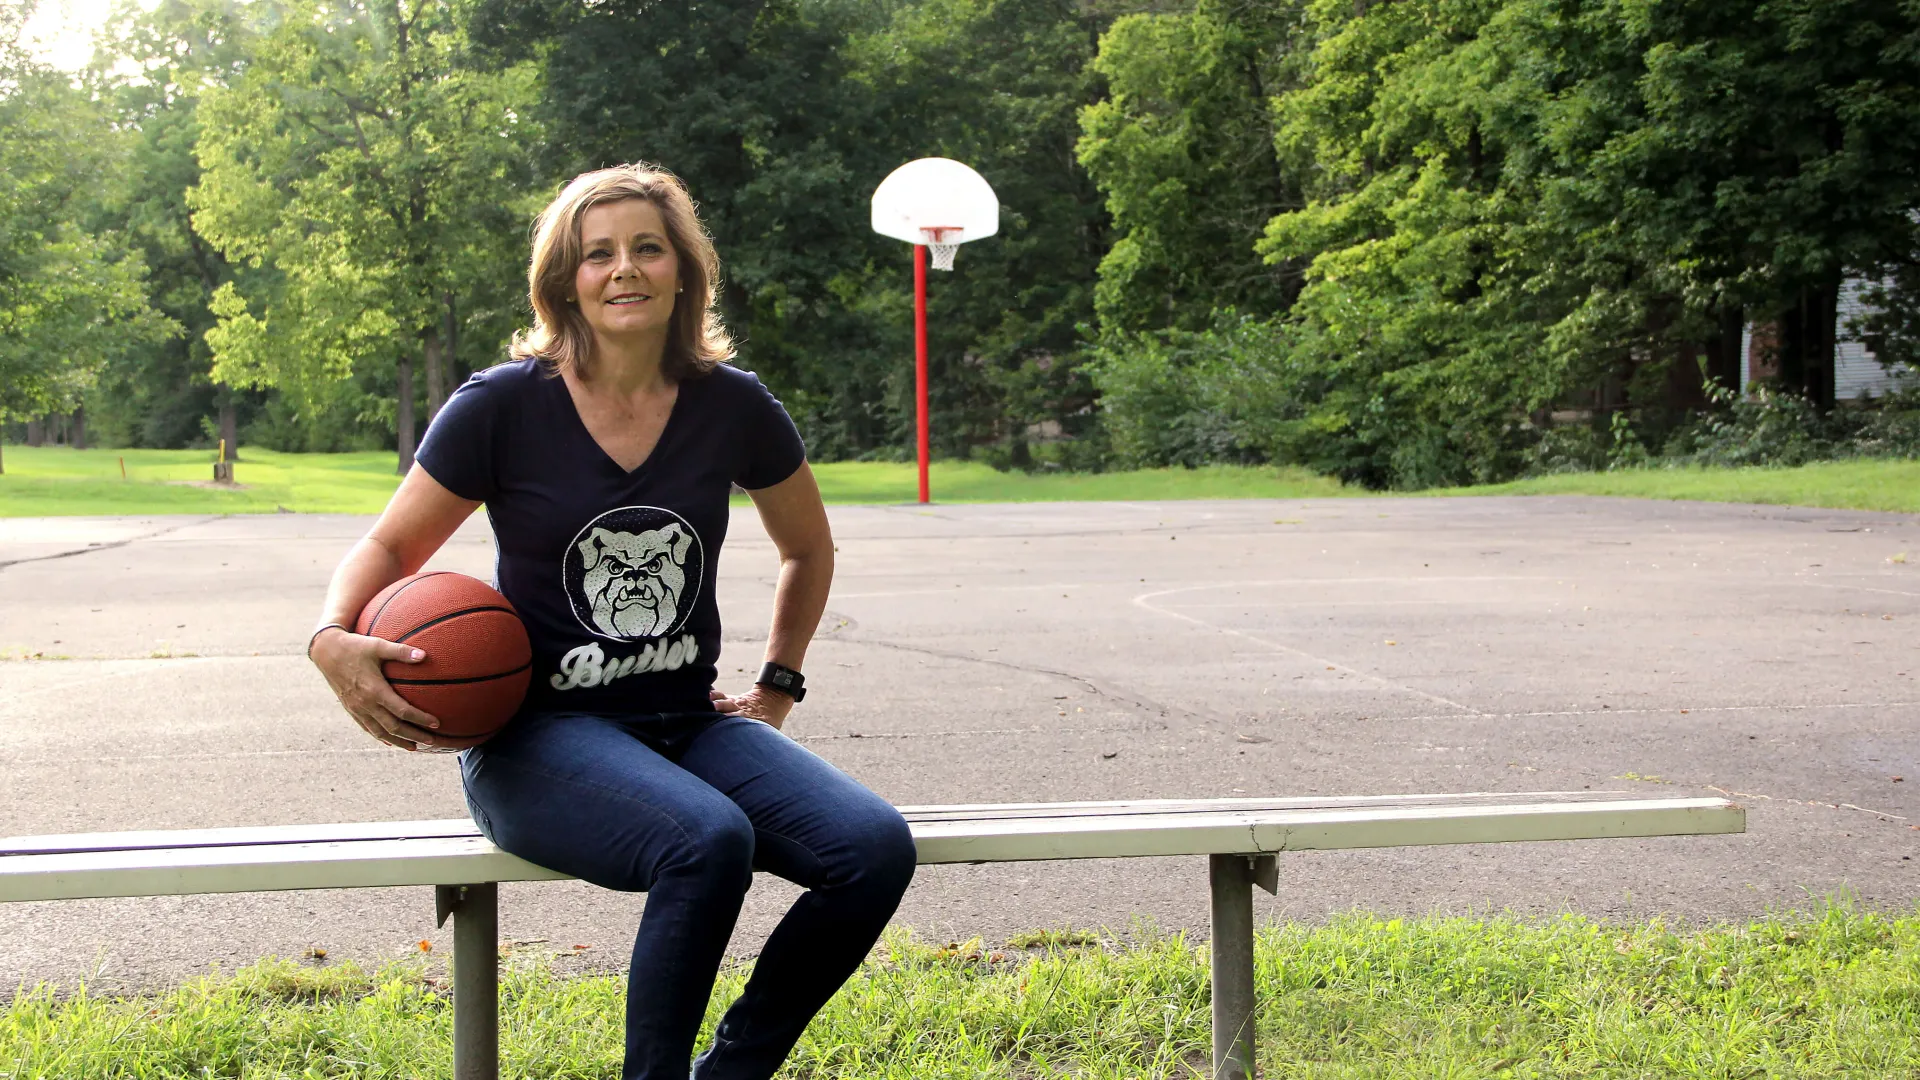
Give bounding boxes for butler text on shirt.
[550,636,702,691]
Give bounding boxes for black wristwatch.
[755,661,806,702]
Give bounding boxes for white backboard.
[871,158,999,245]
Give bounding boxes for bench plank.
[0,791,1692,856]
[0,796,1741,903]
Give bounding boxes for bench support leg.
[436,883,499,1080]
[1209,853,1275,1080]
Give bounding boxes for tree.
[1077,0,1304,336]
[0,1,176,473]
[1151,0,1920,487]
[847,0,1113,463]
[84,0,259,452]
[469,0,1114,463]
[192,0,540,471]
[1595,0,1920,406]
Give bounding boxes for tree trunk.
[220,398,240,463]
[25,417,43,446]
[0,439,6,475]
[443,291,460,384]
[70,407,86,450]
[425,332,447,423]
[1703,306,1745,392]
[396,355,417,475]
[1777,274,1841,407]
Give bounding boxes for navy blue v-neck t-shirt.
[414,358,806,716]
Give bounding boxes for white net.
[923,228,961,271]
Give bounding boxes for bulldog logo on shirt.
[563,506,704,641]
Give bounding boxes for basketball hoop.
[871,158,1000,503]
[923,228,962,271]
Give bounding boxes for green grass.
[0,447,410,516]
[0,447,1346,516]
[7,907,1920,1077]
[1427,458,1920,514]
[2,445,1915,517]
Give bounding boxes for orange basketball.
[356,572,532,741]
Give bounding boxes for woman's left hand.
[711,686,794,729]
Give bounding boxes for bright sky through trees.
[20,0,151,70]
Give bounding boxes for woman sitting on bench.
[307,162,917,1080]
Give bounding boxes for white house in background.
[1740,278,1914,399]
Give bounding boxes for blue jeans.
[459,711,917,1080]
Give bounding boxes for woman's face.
[573,198,681,346]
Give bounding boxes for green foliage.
[1665,382,1920,468]
[0,4,177,430]
[10,0,1919,484]
[190,0,541,463]
[76,0,256,450]
[845,0,1111,463]
[1077,0,1304,335]
[1087,313,1297,469]
[1854,271,1920,380]
[467,0,1110,463]
[1176,0,1920,488]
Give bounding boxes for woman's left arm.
[710,462,833,729]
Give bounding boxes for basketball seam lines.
[388,604,517,644]
[365,571,450,635]
[388,660,533,686]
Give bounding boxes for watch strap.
[755,661,806,702]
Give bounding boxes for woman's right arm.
[309,465,484,753]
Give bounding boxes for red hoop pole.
[914,242,930,504]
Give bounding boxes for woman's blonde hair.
[511,163,732,379]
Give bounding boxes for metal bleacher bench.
[0,791,1742,1080]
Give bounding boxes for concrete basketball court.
[2,495,1917,992]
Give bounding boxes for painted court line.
[1132,584,1478,714]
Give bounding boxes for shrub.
[1084,314,1297,470]
[1665,382,1920,467]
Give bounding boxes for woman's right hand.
[310,627,484,753]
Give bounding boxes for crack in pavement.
[790,724,1137,744]
[0,656,223,704]
[0,517,223,573]
[1704,784,1908,823]
[2,747,393,765]
[1795,581,1920,600]
[828,635,1218,728]
[1349,700,1920,724]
